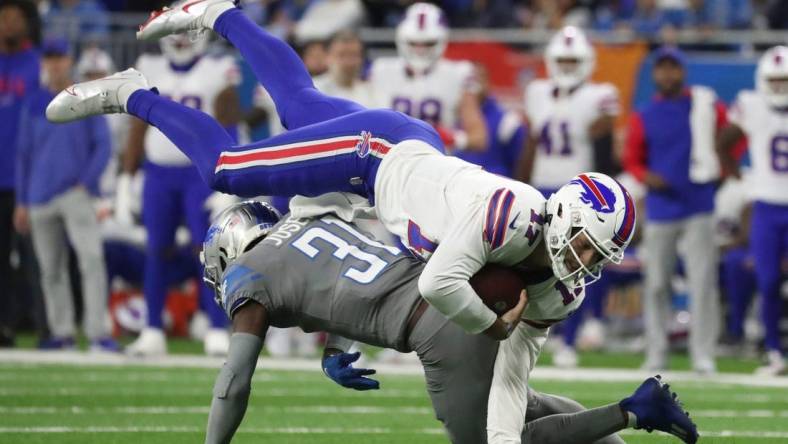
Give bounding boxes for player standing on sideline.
[717,45,788,376]
[369,3,488,153]
[198,201,696,444]
[47,2,638,440]
[516,25,619,367]
[120,33,242,356]
[516,26,619,195]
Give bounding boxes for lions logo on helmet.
[201,201,281,308]
[545,172,636,284]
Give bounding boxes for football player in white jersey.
[369,2,488,153]
[46,2,663,441]
[717,45,788,376]
[119,33,242,357]
[517,26,620,195]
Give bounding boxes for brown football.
[469,264,524,316]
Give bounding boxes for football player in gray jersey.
[202,202,697,444]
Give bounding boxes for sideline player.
[119,33,241,356]
[369,3,488,153]
[48,2,637,439]
[516,26,619,195]
[717,45,788,376]
[200,201,697,444]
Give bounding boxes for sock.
[118,82,146,110]
[204,1,237,30]
[522,403,629,444]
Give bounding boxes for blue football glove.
[322,351,380,391]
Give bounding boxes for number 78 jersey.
[728,90,788,205]
[526,80,619,190]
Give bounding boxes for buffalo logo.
[355,131,372,158]
[570,174,617,214]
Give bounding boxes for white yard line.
[1,426,787,439]
[2,349,787,388]
[2,405,788,419]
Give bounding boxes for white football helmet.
[201,201,281,308]
[756,45,788,108]
[545,172,636,285]
[395,3,448,74]
[545,26,595,90]
[76,47,116,80]
[160,33,208,66]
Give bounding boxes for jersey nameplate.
[264,217,310,247]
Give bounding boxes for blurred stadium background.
[1,0,788,442]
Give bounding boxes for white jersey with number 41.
[728,90,788,205]
[525,79,619,190]
[369,57,476,129]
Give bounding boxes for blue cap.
[41,38,70,57]
[652,45,685,67]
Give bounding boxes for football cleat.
[126,327,167,357]
[136,0,237,41]
[46,68,149,123]
[620,375,698,444]
[38,336,76,350]
[204,328,230,357]
[552,343,579,368]
[755,350,787,376]
[89,337,122,353]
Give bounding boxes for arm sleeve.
[487,323,549,444]
[324,334,355,353]
[417,202,498,335]
[623,112,648,182]
[206,332,262,444]
[80,116,112,195]
[15,102,33,206]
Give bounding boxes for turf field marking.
[2,426,788,439]
[3,350,787,388]
[0,426,446,434]
[0,405,435,415]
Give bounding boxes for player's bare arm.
[716,123,745,178]
[213,85,242,127]
[515,132,540,183]
[458,90,489,152]
[589,114,615,140]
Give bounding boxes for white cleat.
[755,350,787,376]
[46,68,149,123]
[136,0,237,41]
[126,327,167,357]
[552,344,579,368]
[204,328,230,357]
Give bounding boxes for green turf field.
[0,362,786,444]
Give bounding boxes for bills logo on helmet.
[570,174,616,214]
[355,131,373,158]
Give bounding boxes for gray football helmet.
[200,201,281,306]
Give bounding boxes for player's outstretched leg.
[46,69,235,189]
[619,375,699,443]
[137,0,363,130]
[521,376,697,444]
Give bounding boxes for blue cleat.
[37,336,76,350]
[620,375,699,444]
[90,337,122,353]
